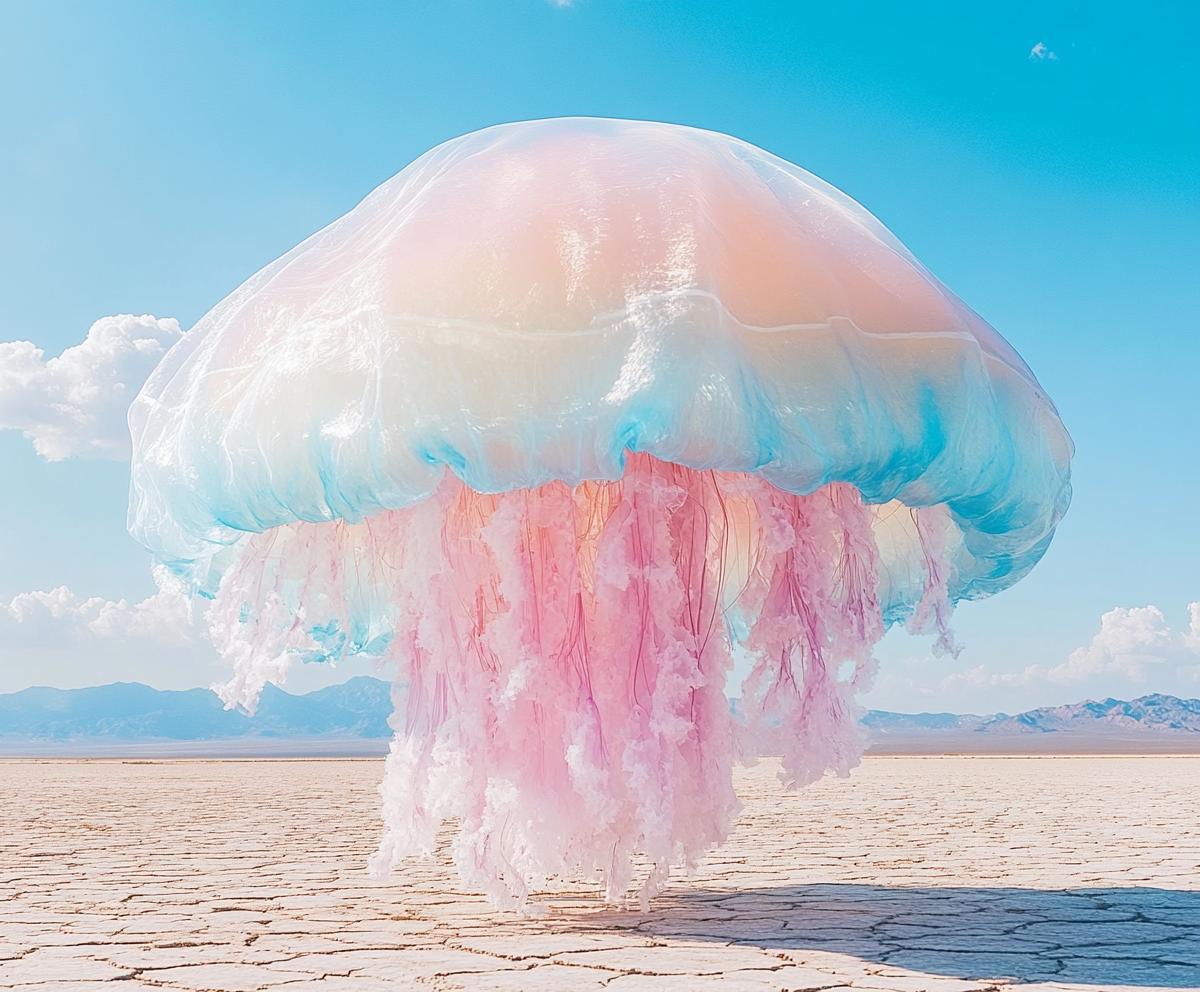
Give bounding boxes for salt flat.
[1,757,1196,992]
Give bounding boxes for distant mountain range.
[1,678,1198,756]
[862,693,1200,752]
[863,693,1200,735]
[0,677,393,754]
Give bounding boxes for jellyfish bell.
[128,117,1072,907]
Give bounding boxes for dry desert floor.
[1,756,1197,992]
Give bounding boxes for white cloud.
[940,603,1200,693]
[0,573,384,694]
[1050,605,1179,683]
[0,570,226,692]
[867,601,1200,716]
[1185,602,1200,653]
[939,663,1040,691]
[0,314,182,461]
[1029,41,1058,62]
[1,570,195,650]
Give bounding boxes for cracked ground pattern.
[1,756,1197,992]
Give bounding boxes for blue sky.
[0,1,1196,710]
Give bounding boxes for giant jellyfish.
[129,118,1072,908]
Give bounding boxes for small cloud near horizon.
[0,570,220,694]
[940,601,1200,695]
[0,314,181,461]
[1,570,196,651]
[1029,41,1058,62]
[866,599,1200,713]
[0,574,383,696]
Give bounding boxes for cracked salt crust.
[0,756,1196,991]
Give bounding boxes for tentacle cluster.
[206,454,953,908]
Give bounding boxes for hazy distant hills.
[1,678,1198,756]
[863,693,1200,736]
[0,677,393,747]
[862,693,1200,753]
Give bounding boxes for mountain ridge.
[863,693,1200,736]
[0,676,393,742]
[3,679,1199,752]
